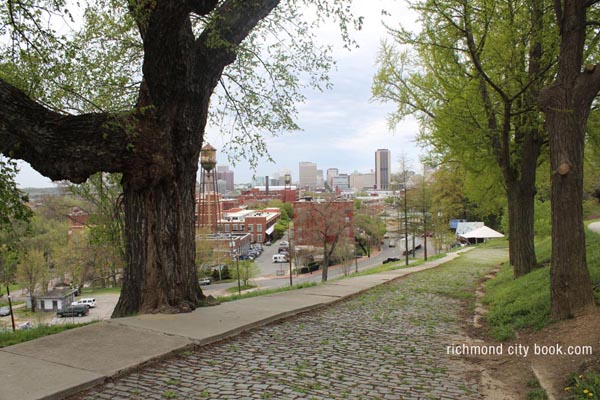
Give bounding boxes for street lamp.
[230,238,241,295]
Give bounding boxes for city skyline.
[14,0,422,188]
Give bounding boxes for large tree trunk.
[507,188,536,277]
[539,0,599,320]
[113,152,204,317]
[546,107,595,318]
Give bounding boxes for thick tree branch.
[139,1,198,107]
[462,1,510,103]
[575,64,600,107]
[194,0,280,76]
[0,79,132,183]
[188,0,218,15]
[554,0,564,32]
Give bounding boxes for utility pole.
[288,220,293,287]
[6,284,15,332]
[403,170,409,266]
[422,171,428,261]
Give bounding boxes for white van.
[72,298,96,308]
[272,254,288,263]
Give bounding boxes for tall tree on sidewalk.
[539,0,600,319]
[0,1,359,317]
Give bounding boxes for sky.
[15,0,423,188]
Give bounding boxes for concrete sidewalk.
[0,248,472,400]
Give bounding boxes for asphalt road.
[202,235,440,296]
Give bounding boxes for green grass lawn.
[0,284,21,305]
[483,226,600,340]
[226,284,257,293]
[80,287,121,295]
[217,282,318,303]
[0,323,94,348]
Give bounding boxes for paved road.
[204,236,441,296]
[72,248,507,400]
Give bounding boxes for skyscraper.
[375,149,391,190]
[326,168,339,188]
[216,165,234,192]
[299,162,317,190]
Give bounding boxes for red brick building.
[195,193,223,231]
[220,207,281,243]
[238,186,298,206]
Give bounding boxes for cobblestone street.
[72,248,508,400]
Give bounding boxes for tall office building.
[332,174,350,190]
[350,171,376,190]
[216,165,234,192]
[326,168,339,188]
[316,169,324,188]
[375,149,391,190]
[299,162,318,190]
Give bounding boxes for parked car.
[272,254,288,263]
[279,240,289,247]
[57,304,90,317]
[199,277,212,285]
[72,298,96,308]
[0,306,10,317]
[278,246,289,254]
[382,257,401,264]
[265,241,272,246]
[249,250,261,258]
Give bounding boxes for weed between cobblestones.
[70,248,507,400]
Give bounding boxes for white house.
[27,288,77,311]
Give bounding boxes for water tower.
[199,143,221,234]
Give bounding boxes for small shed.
[27,289,77,312]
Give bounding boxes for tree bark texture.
[539,0,600,319]
[113,158,202,316]
[507,181,537,277]
[0,0,281,317]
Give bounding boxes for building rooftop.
[222,208,280,221]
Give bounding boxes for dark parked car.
[382,257,401,264]
[57,304,89,318]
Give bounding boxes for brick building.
[238,186,298,206]
[196,193,224,231]
[220,207,281,243]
